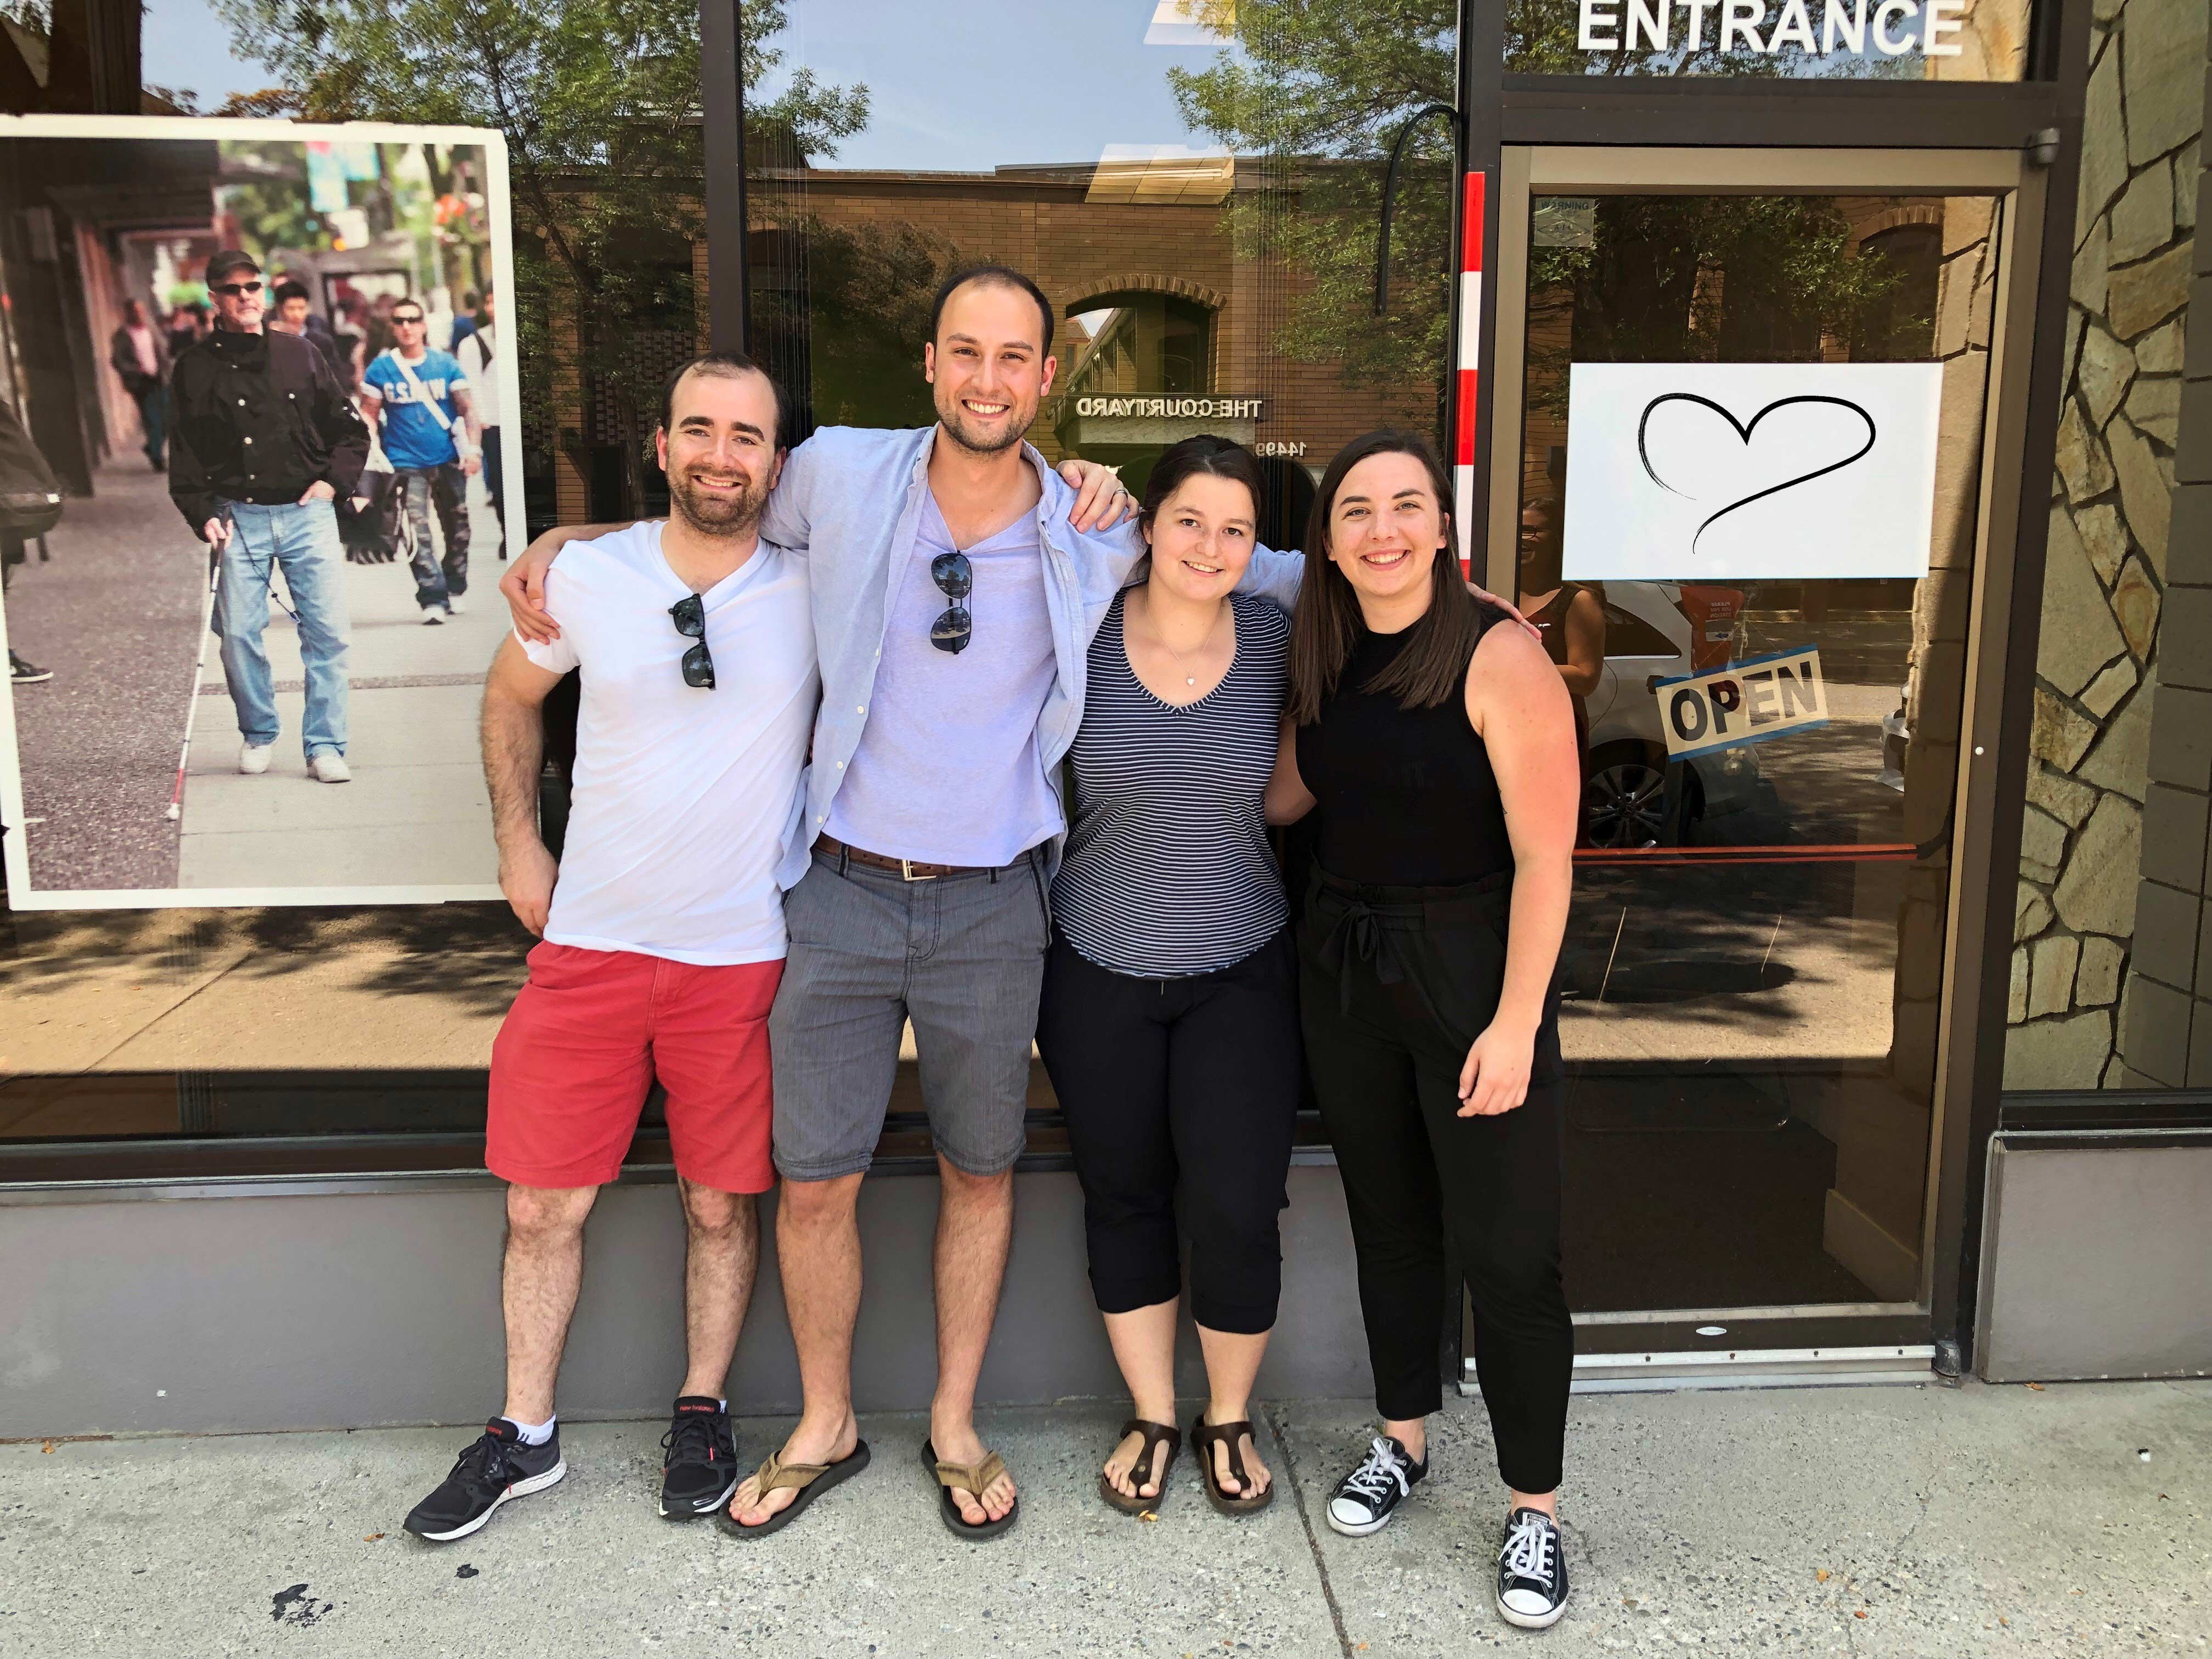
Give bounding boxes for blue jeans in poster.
[214,498,351,760]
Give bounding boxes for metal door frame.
[1462,145,2045,1381]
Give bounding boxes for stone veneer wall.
[2005,0,2208,1087]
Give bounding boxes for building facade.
[0,0,2205,1436]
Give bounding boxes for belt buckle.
[899,857,937,882]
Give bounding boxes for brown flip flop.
[1190,1414,1273,1517]
[716,1440,871,1539]
[1098,1418,1181,1515]
[922,1438,1019,1539]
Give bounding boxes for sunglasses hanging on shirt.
[930,551,972,655]
[669,593,715,688]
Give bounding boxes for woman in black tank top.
[1264,430,1582,1632]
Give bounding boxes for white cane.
[165,547,221,822]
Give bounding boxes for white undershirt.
[522,522,818,964]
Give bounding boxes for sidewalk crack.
[1265,1405,1355,1659]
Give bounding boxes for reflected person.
[167,249,368,784]
[1267,430,1580,1632]
[1516,496,1602,840]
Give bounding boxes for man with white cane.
[168,250,369,785]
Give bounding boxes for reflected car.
[1579,581,1764,849]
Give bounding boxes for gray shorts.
[769,846,1051,1182]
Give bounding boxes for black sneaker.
[658,1396,738,1520]
[10,651,51,685]
[1324,1435,1427,1537]
[1497,1506,1570,1630]
[403,1419,565,1542]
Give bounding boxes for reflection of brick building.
[547,160,1442,538]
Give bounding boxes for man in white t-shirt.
[404,354,816,1544]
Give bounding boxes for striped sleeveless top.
[1052,589,1291,977]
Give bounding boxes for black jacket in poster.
[167,326,370,539]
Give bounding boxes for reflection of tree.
[1169,0,1457,407]
[214,0,866,515]
[1525,196,1911,414]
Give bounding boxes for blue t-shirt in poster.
[364,348,468,470]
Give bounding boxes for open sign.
[1655,648,1829,761]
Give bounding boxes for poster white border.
[0,115,516,911]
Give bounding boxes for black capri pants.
[1298,868,1573,1497]
[1035,929,1301,1335]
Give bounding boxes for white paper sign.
[1560,362,1943,582]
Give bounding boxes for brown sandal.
[1190,1414,1273,1516]
[1097,1418,1181,1515]
[716,1440,871,1539]
[922,1438,1019,1539]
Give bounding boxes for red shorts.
[488,941,782,1193]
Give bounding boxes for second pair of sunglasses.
[670,593,714,687]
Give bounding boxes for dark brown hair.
[929,264,1055,356]
[1287,428,1481,726]
[1137,433,1264,538]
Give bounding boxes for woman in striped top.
[1035,435,1300,1519]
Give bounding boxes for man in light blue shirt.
[504,266,1303,1541]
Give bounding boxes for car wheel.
[1583,747,1702,850]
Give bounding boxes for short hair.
[462,289,479,307]
[390,299,425,321]
[658,351,790,450]
[272,280,311,307]
[928,264,1054,357]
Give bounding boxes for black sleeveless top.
[1296,613,1514,887]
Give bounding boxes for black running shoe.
[403,1419,565,1542]
[10,651,51,685]
[1497,1506,1570,1629]
[659,1396,738,1520]
[1325,1435,1427,1537]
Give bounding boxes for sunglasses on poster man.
[211,280,263,297]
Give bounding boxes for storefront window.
[0,0,708,1154]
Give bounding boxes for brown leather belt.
[813,833,978,882]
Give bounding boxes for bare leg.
[1385,1414,1427,1463]
[1197,1323,1274,1498]
[1511,1487,1559,1520]
[1099,1299,1178,1501]
[729,1173,864,1526]
[675,1180,760,1400]
[928,1156,1017,1525]
[499,1183,599,1425]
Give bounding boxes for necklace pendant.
[1185,674,1196,686]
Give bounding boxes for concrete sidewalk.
[1,1380,2203,1657]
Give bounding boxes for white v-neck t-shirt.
[521,521,818,964]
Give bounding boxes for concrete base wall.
[1977,1135,2212,1381]
[0,1166,1374,1439]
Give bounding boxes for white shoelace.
[1339,1437,1410,1509]
[1501,1513,1558,1589]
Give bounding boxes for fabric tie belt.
[1306,867,1512,1016]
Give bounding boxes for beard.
[934,388,1033,457]
[669,467,765,537]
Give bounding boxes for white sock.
[504,1414,555,1446]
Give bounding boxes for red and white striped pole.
[1453,169,1486,577]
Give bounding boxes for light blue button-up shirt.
[760,424,1305,888]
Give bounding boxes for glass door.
[1486,149,2038,1339]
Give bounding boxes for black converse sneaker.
[1325,1435,1427,1537]
[658,1396,738,1520]
[403,1418,566,1542]
[1496,1506,1570,1629]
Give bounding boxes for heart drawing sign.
[1559,362,1943,582]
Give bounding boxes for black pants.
[1036,929,1300,1335]
[1297,868,1573,1496]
